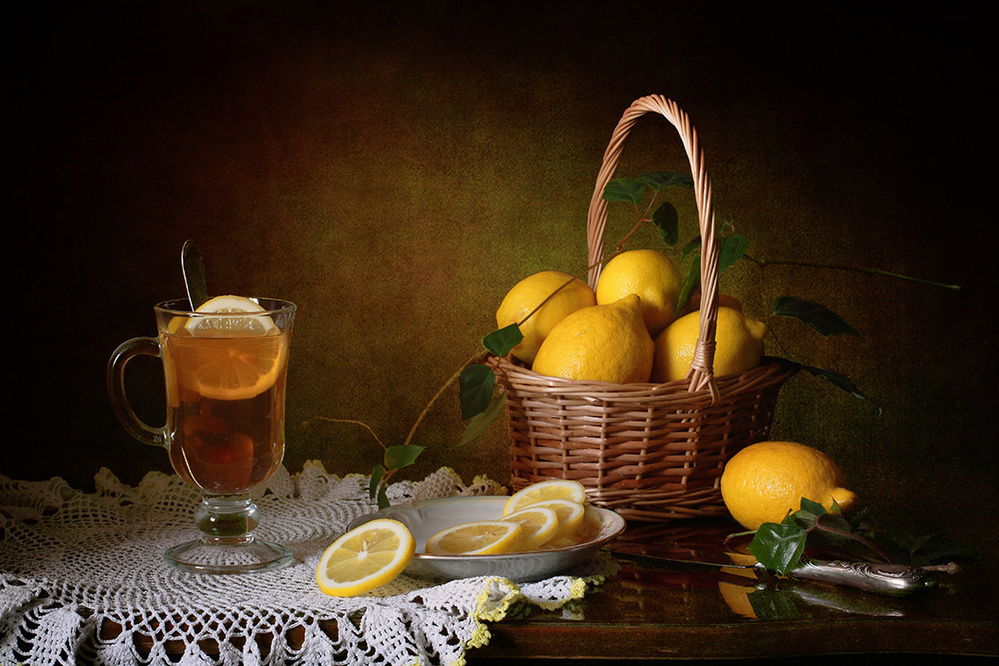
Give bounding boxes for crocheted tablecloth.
[0,463,607,665]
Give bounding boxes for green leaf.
[773,296,860,337]
[377,484,389,510]
[797,497,827,517]
[483,324,523,357]
[652,201,680,246]
[676,255,700,312]
[636,170,694,190]
[748,588,801,620]
[681,236,701,261]
[602,178,645,204]
[749,522,808,574]
[368,464,386,500]
[459,364,496,420]
[800,364,880,413]
[718,234,749,273]
[384,444,423,470]
[459,391,506,447]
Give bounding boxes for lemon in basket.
[595,249,684,337]
[532,294,654,384]
[651,306,766,383]
[315,518,415,597]
[496,270,596,364]
[719,441,859,531]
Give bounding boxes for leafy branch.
[744,497,979,575]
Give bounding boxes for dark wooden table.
[465,515,998,663]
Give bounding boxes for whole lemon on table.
[496,270,596,363]
[595,249,683,337]
[532,294,654,384]
[720,441,859,531]
[651,306,766,383]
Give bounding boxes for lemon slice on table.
[425,521,523,556]
[316,519,416,597]
[503,479,588,515]
[171,295,287,401]
[501,506,560,551]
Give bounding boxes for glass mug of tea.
[108,296,295,574]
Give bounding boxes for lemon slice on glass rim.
[316,518,416,597]
[185,295,279,337]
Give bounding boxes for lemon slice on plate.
[425,521,523,555]
[503,479,588,515]
[316,518,415,597]
[501,506,560,551]
[523,498,585,542]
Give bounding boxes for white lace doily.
[0,462,607,665]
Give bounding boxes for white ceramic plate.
[347,496,626,582]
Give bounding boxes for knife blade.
[607,542,932,597]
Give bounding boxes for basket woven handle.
[585,94,721,399]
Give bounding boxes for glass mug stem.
[108,297,295,574]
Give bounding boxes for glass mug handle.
[107,337,166,448]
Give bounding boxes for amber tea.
[163,331,289,495]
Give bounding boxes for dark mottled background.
[9,2,996,535]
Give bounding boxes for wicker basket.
[487,94,797,522]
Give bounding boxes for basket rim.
[488,352,797,399]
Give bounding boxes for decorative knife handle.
[789,559,930,596]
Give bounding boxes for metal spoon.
[181,240,209,310]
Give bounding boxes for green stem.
[744,254,961,291]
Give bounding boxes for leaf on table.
[459,364,495,420]
[748,522,808,575]
[748,587,801,620]
[773,296,859,337]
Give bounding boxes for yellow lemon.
[425,521,523,555]
[720,441,859,531]
[315,518,415,597]
[532,294,654,384]
[503,479,588,515]
[595,249,683,337]
[496,270,597,363]
[651,306,766,383]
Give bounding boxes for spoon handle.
[181,240,209,310]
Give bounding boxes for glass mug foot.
[163,538,295,575]
[162,493,295,574]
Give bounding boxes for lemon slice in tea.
[170,295,288,401]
